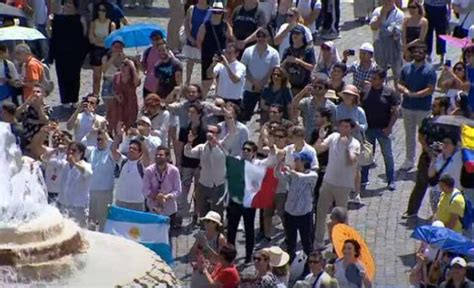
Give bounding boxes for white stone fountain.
[0,122,178,287]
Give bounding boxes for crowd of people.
[1,0,474,287]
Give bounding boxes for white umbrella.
[0,26,46,41]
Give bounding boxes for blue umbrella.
[411,225,474,256]
[104,23,166,49]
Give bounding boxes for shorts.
[182,44,201,61]
[101,77,114,99]
[89,45,108,67]
[263,193,287,218]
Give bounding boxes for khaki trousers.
[314,181,351,248]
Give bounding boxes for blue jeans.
[361,128,395,184]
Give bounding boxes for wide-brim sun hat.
[200,211,223,226]
[342,84,360,97]
[267,246,290,267]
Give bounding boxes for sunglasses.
[97,138,104,142]
[454,67,465,71]
[412,50,425,55]
[308,260,321,264]
[242,147,252,152]
[313,85,325,90]
[273,134,285,139]
[256,33,267,38]
[253,256,263,262]
[98,8,107,12]
[272,73,282,77]
[212,11,224,14]
[207,130,217,134]
[286,13,295,17]
[407,5,417,9]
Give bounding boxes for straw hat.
[325,89,339,100]
[210,1,225,11]
[200,211,222,226]
[267,246,290,268]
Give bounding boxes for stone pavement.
[42,0,462,287]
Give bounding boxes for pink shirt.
[142,47,176,92]
[142,163,182,216]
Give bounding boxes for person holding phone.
[342,42,377,92]
[438,61,470,111]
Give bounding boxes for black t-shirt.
[231,5,266,42]
[179,124,207,168]
[282,46,315,89]
[154,58,183,99]
[361,86,400,129]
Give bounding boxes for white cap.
[432,220,445,228]
[137,116,152,126]
[451,257,467,268]
[469,25,474,40]
[360,42,374,53]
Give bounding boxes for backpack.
[450,191,474,231]
[39,60,54,96]
[115,159,144,178]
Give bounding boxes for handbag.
[358,133,374,166]
[452,12,471,38]
[428,154,454,187]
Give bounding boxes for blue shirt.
[400,62,437,111]
[467,65,474,111]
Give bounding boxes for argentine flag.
[104,205,173,264]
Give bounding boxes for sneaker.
[387,182,396,191]
[399,160,414,171]
[349,194,363,205]
[401,212,417,219]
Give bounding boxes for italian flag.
[226,156,279,208]
[462,124,474,173]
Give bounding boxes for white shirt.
[323,133,361,189]
[293,0,322,33]
[214,60,246,100]
[74,112,106,147]
[370,6,404,41]
[217,121,249,157]
[284,143,319,170]
[259,0,278,23]
[87,145,116,191]
[241,44,280,91]
[115,157,145,203]
[59,160,93,208]
[452,0,474,29]
[303,270,332,288]
[276,23,313,57]
[147,110,171,146]
[44,150,66,193]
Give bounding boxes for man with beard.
[397,43,437,171]
[143,146,182,228]
[154,42,183,99]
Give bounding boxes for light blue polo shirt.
[241,44,280,92]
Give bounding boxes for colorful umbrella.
[332,224,376,280]
[0,26,46,41]
[439,35,473,48]
[411,225,474,256]
[104,23,166,49]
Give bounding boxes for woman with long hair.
[274,7,313,58]
[109,57,140,133]
[241,249,281,287]
[260,67,293,122]
[438,62,470,111]
[196,2,234,97]
[402,0,428,61]
[88,2,116,95]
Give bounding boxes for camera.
[215,50,223,62]
[345,49,355,56]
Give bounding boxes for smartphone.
[445,60,451,67]
[346,49,355,56]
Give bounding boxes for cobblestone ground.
[44,0,462,286]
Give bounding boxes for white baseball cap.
[360,42,374,53]
[451,257,467,268]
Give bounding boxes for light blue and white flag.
[104,205,172,264]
